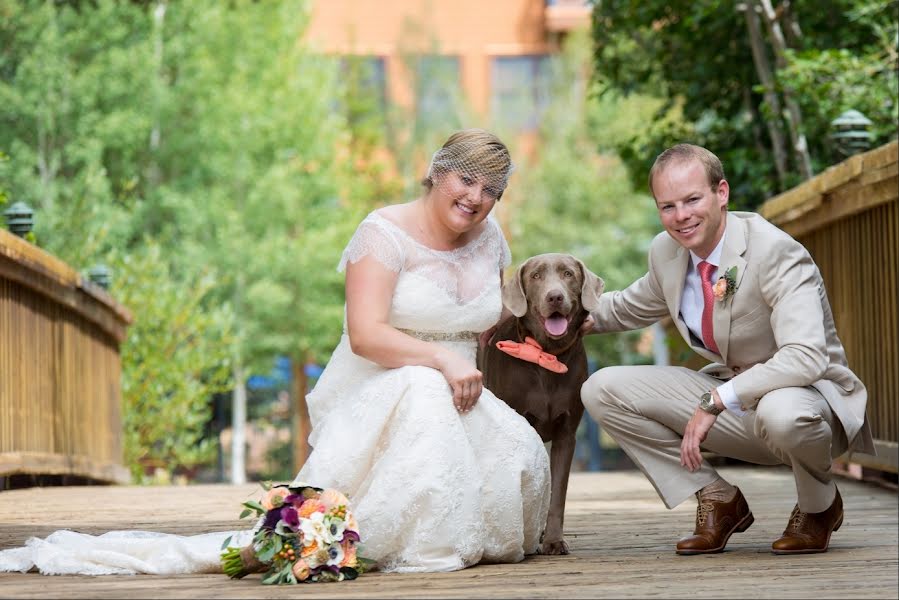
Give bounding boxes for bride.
[0,128,551,576]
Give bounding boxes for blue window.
[414,55,462,131]
[491,55,553,132]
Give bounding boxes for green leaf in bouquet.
[221,535,233,551]
[339,567,359,580]
[261,563,293,585]
[261,569,281,585]
[256,536,282,563]
[239,509,252,519]
[355,557,377,573]
[242,500,265,514]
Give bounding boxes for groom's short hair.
[648,144,726,199]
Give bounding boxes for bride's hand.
[435,350,483,413]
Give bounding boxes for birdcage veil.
[424,130,514,200]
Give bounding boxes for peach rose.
[261,487,290,511]
[301,539,319,557]
[319,489,349,510]
[340,540,358,568]
[298,499,325,518]
[712,277,728,301]
[291,558,311,581]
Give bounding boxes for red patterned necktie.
[697,261,720,354]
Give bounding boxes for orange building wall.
[303,0,564,116]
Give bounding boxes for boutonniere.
[713,266,738,302]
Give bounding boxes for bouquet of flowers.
[220,482,371,584]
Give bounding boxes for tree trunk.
[778,0,803,49]
[291,355,312,474]
[231,364,247,485]
[756,0,814,180]
[739,2,789,187]
[146,1,166,187]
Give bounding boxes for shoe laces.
[696,502,715,527]
[787,509,807,533]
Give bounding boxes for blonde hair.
[648,143,725,198]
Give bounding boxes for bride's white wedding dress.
[0,209,551,576]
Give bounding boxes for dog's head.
[502,254,604,348]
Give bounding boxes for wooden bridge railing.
[759,140,898,474]
[0,229,132,484]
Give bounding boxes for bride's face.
[428,170,500,234]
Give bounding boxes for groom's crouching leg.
[580,366,666,483]
[581,366,636,430]
[580,366,719,510]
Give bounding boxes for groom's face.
[652,159,729,259]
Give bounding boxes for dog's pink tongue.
[544,316,569,336]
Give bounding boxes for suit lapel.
[712,215,748,361]
[662,245,691,342]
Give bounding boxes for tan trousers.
[581,365,849,513]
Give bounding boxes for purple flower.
[262,508,281,530]
[281,506,300,531]
[343,530,360,543]
[286,493,306,510]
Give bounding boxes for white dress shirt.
[679,235,746,416]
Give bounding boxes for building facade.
[303,0,591,135]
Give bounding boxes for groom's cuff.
[717,381,747,416]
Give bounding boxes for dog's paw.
[540,539,570,555]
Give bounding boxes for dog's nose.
[546,290,564,307]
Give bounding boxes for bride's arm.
[345,255,483,412]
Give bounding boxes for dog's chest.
[486,351,585,425]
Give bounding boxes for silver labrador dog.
[478,253,604,554]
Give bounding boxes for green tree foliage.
[0,0,149,264]
[111,242,233,482]
[592,0,898,209]
[0,0,387,479]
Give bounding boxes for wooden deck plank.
[1,466,896,599]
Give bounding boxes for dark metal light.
[87,263,112,289]
[830,109,873,156]
[3,201,34,238]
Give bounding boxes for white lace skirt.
[294,337,551,572]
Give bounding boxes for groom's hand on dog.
[578,314,596,336]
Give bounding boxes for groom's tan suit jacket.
[593,211,874,453]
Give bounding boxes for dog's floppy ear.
[502,258,531,317]
[577,259,605,312]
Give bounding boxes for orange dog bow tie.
[496,336,568,374]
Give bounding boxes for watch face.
[700,392,719,414]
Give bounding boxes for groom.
[581,143,873,555]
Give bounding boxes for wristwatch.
[699,391,723,416]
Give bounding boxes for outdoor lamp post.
[830,109,873,157]
[87,263,112,290]
[3,201,34,238]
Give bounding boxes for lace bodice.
[339,210,511,334]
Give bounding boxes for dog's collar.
[496,336,568,374]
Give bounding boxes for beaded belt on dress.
[342,325,478,342]
[397,328,479,342]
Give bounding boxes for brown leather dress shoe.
[676,487,754,555]
[772,487,843,554]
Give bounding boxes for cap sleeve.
[337,213,405,273]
